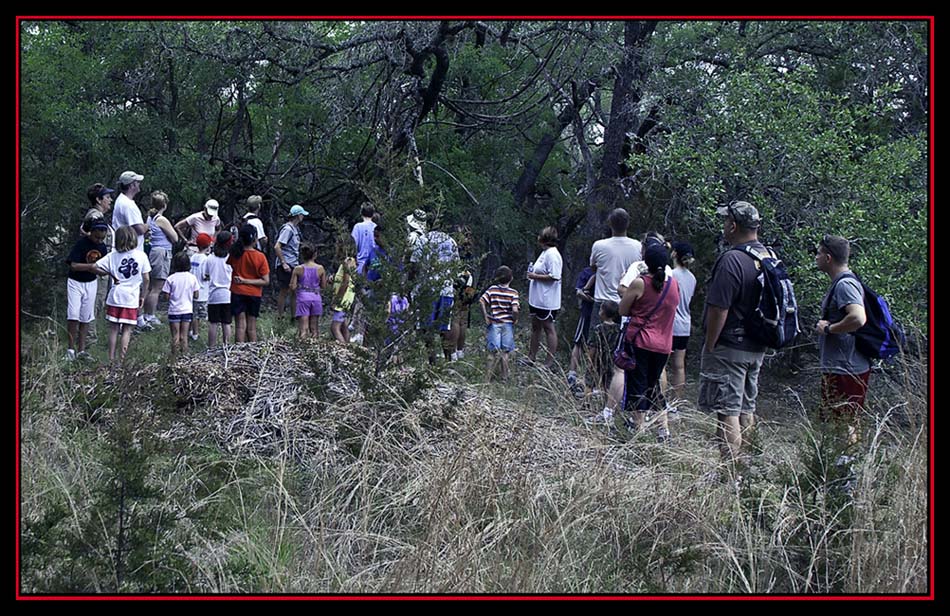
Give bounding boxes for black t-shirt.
[66,237,109,282]
[702,241,767,352]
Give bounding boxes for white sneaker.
[65,349,77,361]
[456,350,465,359]
[450,351,459,362]
[351,333,364,345]
[189,332,199,341]
[136,316,153,330]
[147,314,163,326]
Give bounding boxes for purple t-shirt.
[351,220,377,274]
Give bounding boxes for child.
[65,222,110,360]
[189,233,213,341]
[479,265,520,382]
[93,226,151,364]
[289,243,327,339]
[228,224,270,343]
[587,300,622,426]
[202,231,233,347]
[161,251,201,356]
[330,236,357,344]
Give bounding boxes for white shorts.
[67,278,98,323]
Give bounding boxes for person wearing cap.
[243,195,267,252]
[699,200,768,463]
[189,233,214,342]
[111,171,147,251]
[81,182,116,344]
[406,209,427,248]
[274,204,308,320]
[140,191,180,329]
[175,199,222,253]
[64,222,111,360]
[668,241,698,413]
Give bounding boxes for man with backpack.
[815,235,870,445]
[699,201,771,462]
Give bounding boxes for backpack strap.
[821,271,860,321]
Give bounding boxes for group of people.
[480,202,875,461]
[65,175,876,459]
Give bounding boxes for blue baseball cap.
[289,204,309,217]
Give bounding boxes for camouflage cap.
[716,200,761,229]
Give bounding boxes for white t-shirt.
[112,193,145,251]
[96,249,151,309]
[163,272,201,315]
[184,212,220,244]
[202,255,233,305]
[190,252,210,302]
[589,236,641,302]
[619,261,674,291]
[671,266,697,337]
[243,213,266,249]
[528,246,563,310]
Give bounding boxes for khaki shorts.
[698,344,765,417]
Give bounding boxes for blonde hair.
[147,191,169,218]
[114,226,138,252]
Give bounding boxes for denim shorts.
[168,312,194,323]
[486,322,515,353]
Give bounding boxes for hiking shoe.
[189,332,199,341]
[65,349,77,361]
[146,314,163,326]
[76,351,95,361]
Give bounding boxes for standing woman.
[526,226,563,368]
[141,191,179,327]
[617,244,680,441]
[229,224,270,342]
[668,242,697,413]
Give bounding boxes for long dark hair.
[644,244,668,293]
[229,224,258,261]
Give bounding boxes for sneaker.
[657,428,671,443]
[570,382,585,399]
[456,350,465,359]
[136,316,153,330]
[65,349,77,361]
[567,371,578,386]
[146,314,163,326]
[351,333,364,345]
[189,332,199,341]
[76,351,94,361]
[666,405,680,421]
[450,351,459,362]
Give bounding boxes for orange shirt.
[228,249,270,297]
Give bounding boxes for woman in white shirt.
[526,226,563,368]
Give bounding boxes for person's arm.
[527,272,557,282]
[174,218,191,241]
[140,272,150,309]
[69,262,98,273]
[817,303,867,336]
[233,274,270,287]
[318,265,328,292]
[704,306,729,352]
[157,216,179,243]
[274,241,290,272]
[511,298,520,322]
[480,295,491,324]
[618,277,645,317]
[289,266,301,291]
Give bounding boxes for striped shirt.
[480,285,520,324]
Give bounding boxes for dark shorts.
[672,335,690,351]
[168,312,194,323]
[427,296,455,332]
[231,294,262,318]
[572,304,593,346]
[208,303,233,324]
[529,306,559,321]
[276,266,293,288]
[820,371,871,422]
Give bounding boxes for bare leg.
[298,316,308,339]
[277,286,290,319]
[235,313,247,343]
[607,367,624,411]
[169,322,179,355]
[108,321,120,363]
[543,320,558,367]
[670,350,687,403]
[143,277,164,320]
[719,414,742,461]
[180,322,189,353]
[67,320,80,352]
[309,316,320,339]
[246,316,258,342]
[208,322,218,347]
[500,352,510,381]
[528,317,542,362]
[486,352,499,382]
[77,322,89,353]
[118,324,133,363]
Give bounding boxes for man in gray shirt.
[815,235,869,446]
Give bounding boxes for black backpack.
[824,273,905,360]
[733,246,801,349]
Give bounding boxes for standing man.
[81,183,115,344]
[352,202,377,275]
[410,223,461,363]
[588,208,641,414]
[275,204,308,320]
[698,201,768,462]
[815,235,869,447]
[112,171,147,251]
[175,199,222,253]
